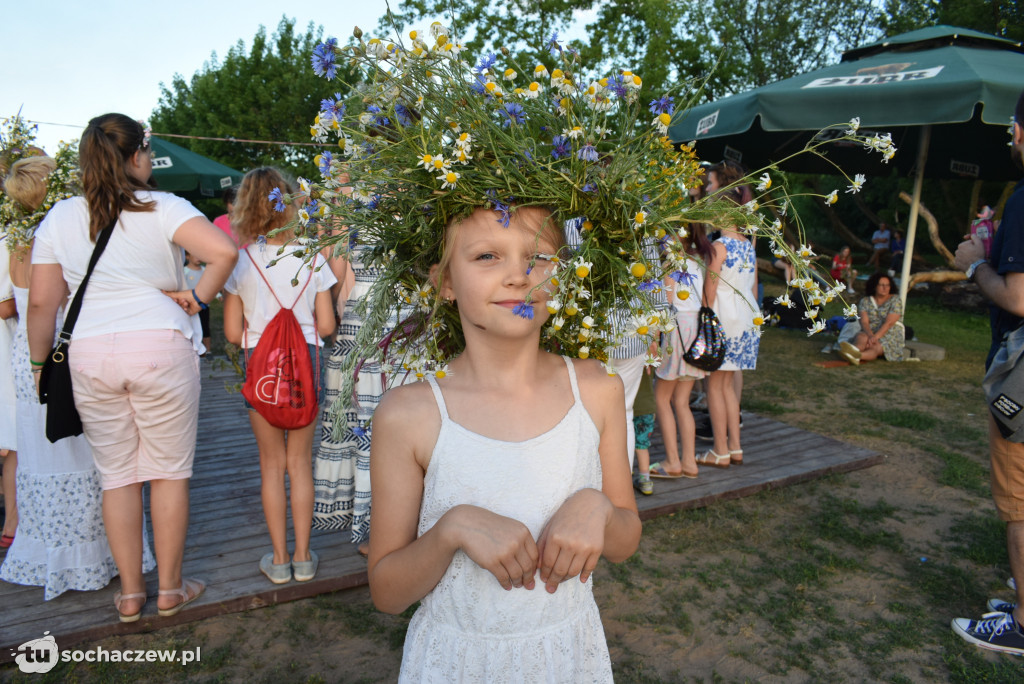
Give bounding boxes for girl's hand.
[447,505,539,591]
[536,488,612,593]
[162,289,202,315]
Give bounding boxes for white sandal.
[157,578,206,617]
[695,449,730,469]
[730,449,744,465]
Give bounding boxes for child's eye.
[475,253,496,261]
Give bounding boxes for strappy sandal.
[695,449,731,469]
[730,449,744,465]
[157,578,206,617]
[114,590,147,623]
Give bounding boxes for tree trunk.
[899,191,955,267]
[908,270,966,287]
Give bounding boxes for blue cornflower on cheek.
[512,302,535,320]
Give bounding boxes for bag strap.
[244,246,315,310]
[57,216,118,343]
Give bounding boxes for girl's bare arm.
[368,385,539,613]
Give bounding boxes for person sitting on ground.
[837,272,905,365]
[888,230,906,275]
[867,222,891,269]
[830,246,857,294]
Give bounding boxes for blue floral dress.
[713,236,760,371]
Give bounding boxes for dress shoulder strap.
[561,355,582,404]
[424,375,450,422]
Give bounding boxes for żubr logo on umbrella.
[803,64,944,88]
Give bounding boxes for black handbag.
[683,305,727,372]
[38,218,116,443]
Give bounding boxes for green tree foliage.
[150,17,349,180]
[381,0,880,100]
[878,0,1024,42]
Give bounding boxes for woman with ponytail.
[26,113,237,622]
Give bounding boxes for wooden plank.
[0,366,881,660]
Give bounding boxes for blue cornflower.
[607,74,628,99]
[673,270,697,286]
[551,135,571,159]
[581,181,597,193]
[268,187,286,212]
[547,31,561,56]
[577,143,598,162]
[474,52,497,73]
[318,151,333,177]
[394,103,413,127]
[486,190,512,227]
[638,279,659,292]
[648,96,675,115]
[470,77,487,96]
[501,102,526,127]
[512,302,535,320]
[352,425,367,437]
[311,39,338,80]
[366,105,390,127]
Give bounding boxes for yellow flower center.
[551,69,564,79]
[575,265,590,278]
[529,82,540,92]
[564,304,579,316]
[658,113,671,126]
[485,81,498,92]
[445,172,457,184]
[636,325,649,336]
[434,370,446,379]
[578,347,589,359]
[634,212,646,224]
[630,262,647,278]
[677,290,690,300]
[409,30,418,40]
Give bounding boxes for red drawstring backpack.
[241,248,319,429]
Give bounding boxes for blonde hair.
[3,156,57,211]
[232,167,296,244]
[434,206,564,291]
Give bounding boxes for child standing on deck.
[369,206,641,681]
[222,168,336,585]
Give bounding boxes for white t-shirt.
[224,244,336,348]
[32,193,206,347]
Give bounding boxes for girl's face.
[439,207,559,338]
[706,170,722,194]
[840,247,850,258]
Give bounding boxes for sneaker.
[951,611,1024,655]
[260,553,292,584]
[632,473,653,496]
[988,598,1017,614]
[292,550,320,582]
[1010,577,1018,592]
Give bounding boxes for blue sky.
[0,1,433,153]
[2,1,595,155]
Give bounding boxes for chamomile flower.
[574,258,592,278]
[752,314,765,327]
[798,244,815,260]
[430,155,451,173]
[652,112,672,135]
[774,293,794,308]
[534,64,549,79]
[843,304,859,319]
[631,210,647,230]
[546,299,562,314]
[454,132,472,149]
[807,320,826,336]
[503,68,517,81]
[581,315,595,329]
[803,307,820,320]
[418,153,436,170]
[629,262,647,278]
[578,346,590,359]
[848,117,860,133]
[644,353,662,368]
[756,173,772,191]
[523,81,542,99]
[564,125,584,140]
[824,190,838,205]
[437,170,460,189]
[628,314,650,336]
[551,316,565,331]
[846,173,866,194]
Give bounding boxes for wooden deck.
[0,362,881,658]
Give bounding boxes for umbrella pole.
[899,125,931,308]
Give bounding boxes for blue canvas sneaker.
[951,611,1024,655]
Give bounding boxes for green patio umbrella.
[149,136,244,200]
[669,26,1024,303]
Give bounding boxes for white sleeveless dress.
[399,356,613,683]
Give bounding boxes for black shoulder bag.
[38,217,116,443]
[682,297,727,373]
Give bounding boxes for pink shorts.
[71,330,200,490]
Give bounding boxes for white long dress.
[0,286,154,599]
[0,238,17,451]
[399,357,613,683]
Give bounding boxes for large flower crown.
[279,24,893,391]
[0,115,80,251]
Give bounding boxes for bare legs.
[853,332,884,361]
[654,377,698,476]
[103,479,190,614]
[250,411,316,565]
[1,451,17,539]
[707,370,741,456]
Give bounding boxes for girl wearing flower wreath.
[223,167,336,584]
[369,205,640,680]
[292,23,889,678]
[700,160,761,468]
